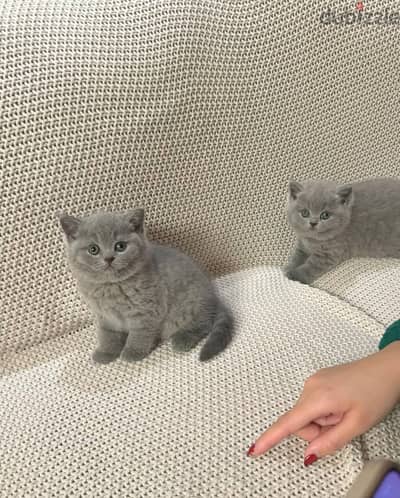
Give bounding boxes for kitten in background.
[58,209,233,364]
[286,178,400,284]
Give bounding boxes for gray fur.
[286,178,400,284]
[58,210,233,363]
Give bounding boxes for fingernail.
[304,454,318,467]
[247,443,256,457]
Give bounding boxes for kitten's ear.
[126,208,145,233]
[289,181,303,200]
[336,185,353,205]
[57,212,81,240]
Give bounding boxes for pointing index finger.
[251,402,326,456]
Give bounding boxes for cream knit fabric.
[316,258,400,327]
[1,267,398,498]
[2,1,400,496]
[2,0,400,352]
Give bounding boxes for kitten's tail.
[199,302,234,362]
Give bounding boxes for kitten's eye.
[114,241,127,253]
[320,211,330,220]
[300,209,310,218]
[88,244,100,256]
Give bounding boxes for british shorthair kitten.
[286,178,400,284]
[59,209,233,363]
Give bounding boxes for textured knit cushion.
[2,2,400,496]
[3,0,400,353]
[316,258,400,327]
[1,267,399,497]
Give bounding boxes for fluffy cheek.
[113,243,143,271]
[288,210,298,228]
[66,245,80,269]
[319,213,347,234]
[288,210,308,233]
[318,219,335,232]
[69,248,98,273]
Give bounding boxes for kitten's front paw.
[92,349,120,364]
[286,268,312,285]
[284,265,296,277]
[171,331,201,352]
[120,348,150,363]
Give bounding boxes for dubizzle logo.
[321,2,400,25]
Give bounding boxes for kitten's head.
[287,180,353,240]
[58,209,148,283]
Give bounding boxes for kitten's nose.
[309,221,318,228]
[104,256,115,265]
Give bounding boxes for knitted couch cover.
[1,1,399,496]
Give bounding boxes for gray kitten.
[286,178,400,284]
[58,209,233,363]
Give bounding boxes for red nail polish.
[304,454,318,467]
[247,443,256,457]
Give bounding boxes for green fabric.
[379,320,400,350]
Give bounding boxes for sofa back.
[2,0,400,353]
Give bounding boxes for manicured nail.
[247,443,256,457]
[304,454,318,467]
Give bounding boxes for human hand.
[247,342,400,465]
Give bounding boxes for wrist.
[379,341,400,397]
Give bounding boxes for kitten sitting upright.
[286,178,400,284]
[58,209,233,363]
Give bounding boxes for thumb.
[304,413,358,463]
